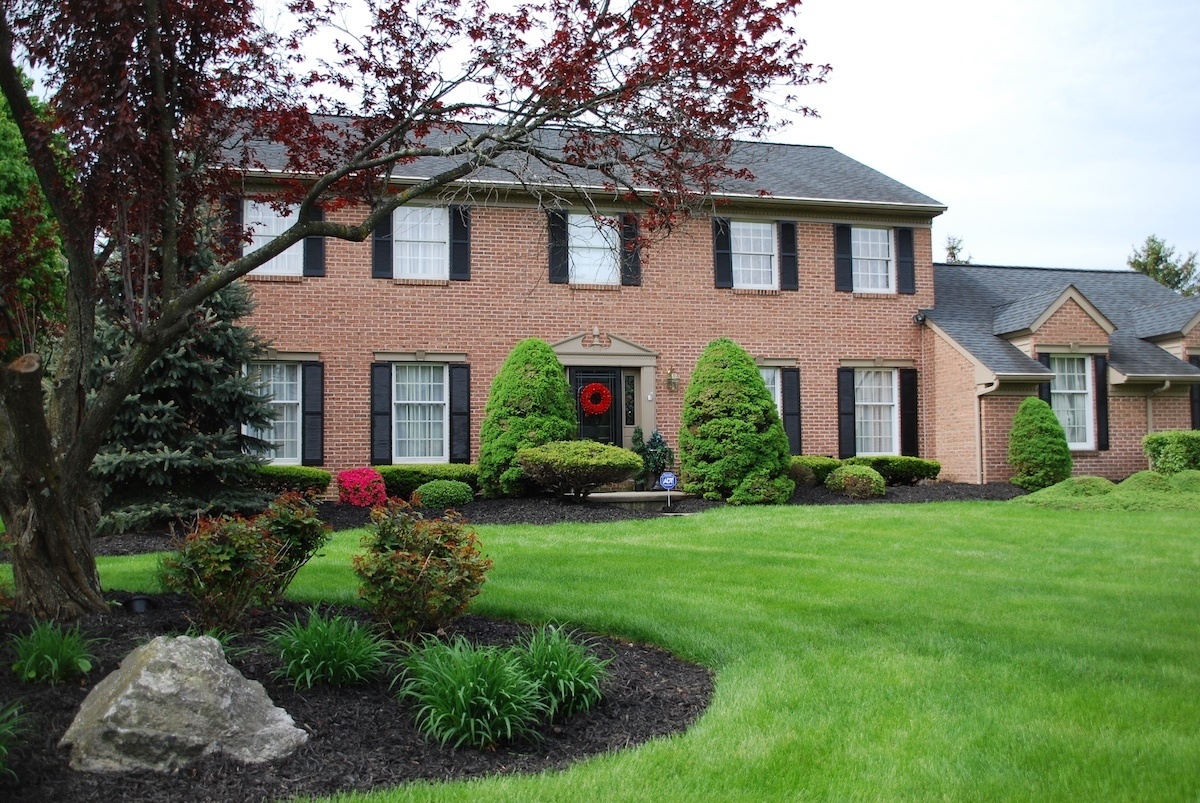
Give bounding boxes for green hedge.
[376,464,480,500]
[249,465,333,496]
[791,456,842,486]
[844,456,941,486]
[1143,430,1200,474]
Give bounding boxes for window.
[851,227,893,292]
[759,367,782,417]
[247,362,302,463]
[1049,355,1093,449]
[245,201,303,276]
[731,221,776,289]
[393,206,449,279]
[568,213,620,285]
[392,363,449,461]
[854,368,898,456]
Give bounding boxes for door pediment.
[551,332,658,366]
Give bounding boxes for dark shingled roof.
[246,121,943,209]
[929,264,1200,381]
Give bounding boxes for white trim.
[1048,354,1095,450]
[567,213,620,285]
[850,226,895,294]
[730,220,777,290]
[391,362,450,463]
[854,368,900,456]
[392,206,449,280]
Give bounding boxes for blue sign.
[658,471,678,490]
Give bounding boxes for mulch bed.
[0,481,1022,802]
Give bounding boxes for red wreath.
[579,382,613,416]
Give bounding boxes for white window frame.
[759,367,783,417]
[393,206,449,279]
[568,213,620,285]
[245,362,302,465]
[854,368,900,456]
[392,363,450,462]
[245,200,304,277]
[731,220,777,290]
[851,227,895,293]
[1048,355,1094,450]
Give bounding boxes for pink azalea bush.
[337,467,388,508]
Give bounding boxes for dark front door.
[570,368,621,446]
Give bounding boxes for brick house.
[237,136,1200,484]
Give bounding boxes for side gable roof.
[929,264,1200,383]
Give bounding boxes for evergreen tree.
[1007,397,1073,491]
[678,338,794,504]
[1128,234,1198,296]
[478,338,577,497]
[90,281,275,533]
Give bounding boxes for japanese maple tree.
[0,0,826,618]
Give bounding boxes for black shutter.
[1094,354,1109,451]
[372,211,393,279]
[778,221,798,291]
[225,196,243,254]
[449,365,471,463]
[620,213,641,286]
[548,210,569,284]
[1192,356,1200,430]
[896,227,915,294]
[781,367,801,455]
[837,367,856,459]
[834,224,853,292]
[712,217,733,288]
[370,363,392,465]
[300,362,324,465]
[449,205,471,281]
[303,205,325,277]
[1038,353,1052,403]
[899,368,919,457]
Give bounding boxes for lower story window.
[759,367,782,417]
[1049,355,1093,449]
[247,362,301,464]
[855,368,898,456]
[393,363,448,461]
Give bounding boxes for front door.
[570,368,621,446]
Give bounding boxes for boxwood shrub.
[791,456,842,486]
[1142,430,1200,474]
[376,464,480,500]
[844,455,941,486]
[825,464,885,499]
[249,465,332,496]
[516,441,642,500]
[414,479,476,509]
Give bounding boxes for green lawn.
[44,502,1200,800]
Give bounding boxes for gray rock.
[59,635,307,773]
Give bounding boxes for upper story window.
[712,218,798,291]
[731,221,777,289]
[393,207,449,279]
[1049,355,1094,449]
[851,227,894,292]
[246,362,302,464]
[245,201,304,276]
[854,368,899,456]
[568,213,620,285]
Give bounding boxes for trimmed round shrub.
[825,465,885,499]
[788,460,816,488]
[1168,469,1200,494]
[414,479,475,509]
[792,456,841,485]
[1118,470,1172,494]
[677,338,794,504]
[1142,430,1200,474]
[1007,397,1072,491]
[478,339,577,497]
[516,440,642,500]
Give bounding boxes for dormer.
[992,284,1114,358]
[1132,297,1200,361]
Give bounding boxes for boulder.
[59,635,307,773]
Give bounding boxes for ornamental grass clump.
[516,624,609,720]
[353,501,492,638]
[399,636,546,750]
[825,464,886,499]
[267,608,396,689]
[10,621,96,685]
[1007,397,1072,491]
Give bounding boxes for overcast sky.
[776,0,1200,270]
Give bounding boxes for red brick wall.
[925,327,979,482]
[1029,298,1110,349]
[242,205,935,476]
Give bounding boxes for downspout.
[1146,380,1171,433]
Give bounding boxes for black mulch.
[0,482,1023,802]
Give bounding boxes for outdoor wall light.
[666,369,680,392]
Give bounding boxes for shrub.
[825,465,886,499]
[399,637,546,749]
[1119,470,1173,494]
[268,608,395,688]
[678,338,794,504]
[792,456,841,485]
[1007,397,1072,491]
[353,501,493,637]
[377,464,479,499]
[1169,469,1200,494]
[257,492,332,605]
[516,441,642,500]
[250,464,332,496]
[844,456,941,486]
[516,624,609,720]
[1143,430,1200,474]
[788,461,815,488]
[478,338,577,497]
[413,479,475,509]
[159,515,277,630]
[337,467,388,508]
[631,427,675,487]
[1043,476,1117,497]
[0,701,22,780]
[10,621,96,685]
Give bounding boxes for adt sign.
[658,471,678,490]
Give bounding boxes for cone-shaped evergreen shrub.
[478,338,577,497]
[1007,397,1073,491]
[677,338,794,504]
